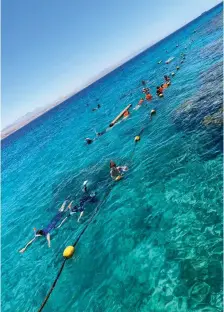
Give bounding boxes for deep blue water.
[2,4,223,312]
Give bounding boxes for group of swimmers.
[20,50,187,253]
[19,160,129,252]
[156,75,171,97]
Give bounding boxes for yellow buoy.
[63,246,75,259]
[115,175,123,181]
[134,136,140,142]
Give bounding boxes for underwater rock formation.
[172,61,223,160]
[173,61,223,132]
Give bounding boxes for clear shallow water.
[2,4,223,312]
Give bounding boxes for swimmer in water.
[95,129,106,137]
[19,200,71,252]
[138,98,144,105]
[85,138,93,144]
[150,109,156,120]
[123,110,130,118]
[145,93,153,101]
[56,181,97,225]
[156,86,163,96]
[96,131,106,137]
[142,88,149,94]
[110,161,128,180]
[92,104,101,112]
[19,182,96,252]
[164,75,170,82]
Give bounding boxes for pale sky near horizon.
[2,0,222,128]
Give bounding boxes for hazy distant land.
[2,9,209,141]
[1,46,149,140]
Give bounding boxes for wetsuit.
[97,130,106,137]
[42,212,65,236]
[86,138,93,144]
[70,193,96,215]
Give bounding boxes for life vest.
[146,94,152,101]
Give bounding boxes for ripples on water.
[2,4,223,312]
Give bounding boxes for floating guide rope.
[38,139,141,311]
[37,38,193,311]
[37,184,113,312]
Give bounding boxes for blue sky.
[2,0,221,128]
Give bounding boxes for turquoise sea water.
[2,4,223,312]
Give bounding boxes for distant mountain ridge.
[2,2,221,140]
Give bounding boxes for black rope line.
[37,184,114,312]
[37,40,192,312]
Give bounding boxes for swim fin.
[82,180,88,192]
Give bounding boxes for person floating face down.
[156,86,163,95]
[19,181,96,253]
[85,138,93,145]
[138,98,144,106]
[92,104,101,112]
[145,93,153,101]
[164,75,170,82]
[95,129,106,137]
[150,109,156,120]
[123,110,130,118]
[56,181,97,227]
[110,161,128,180]
[142,88,149,94]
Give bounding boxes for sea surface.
[2,4,223,312]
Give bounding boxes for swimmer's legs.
[59,200,68,212]
[82,180,88,193]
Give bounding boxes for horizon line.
[2,1,222,137]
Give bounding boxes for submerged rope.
[38,141,140,311]
[37,37,193,312]
[37,184,114,312]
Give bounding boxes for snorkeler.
[145,93,153,101]
[134,99,144,110]
[85,138,93,144]
[138,98,144,105]
[110,161,128,180]
[156,86,163,96]
[162,81,171,89]
[123,110,130,118]
[142,87,149,94]
[95,129,106,137]
[57,181,97,225]
[150,109,156,120]
[92,104,101,112]
[19,200,71,253]
[164,75,170,82]
[19,182,96,253]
